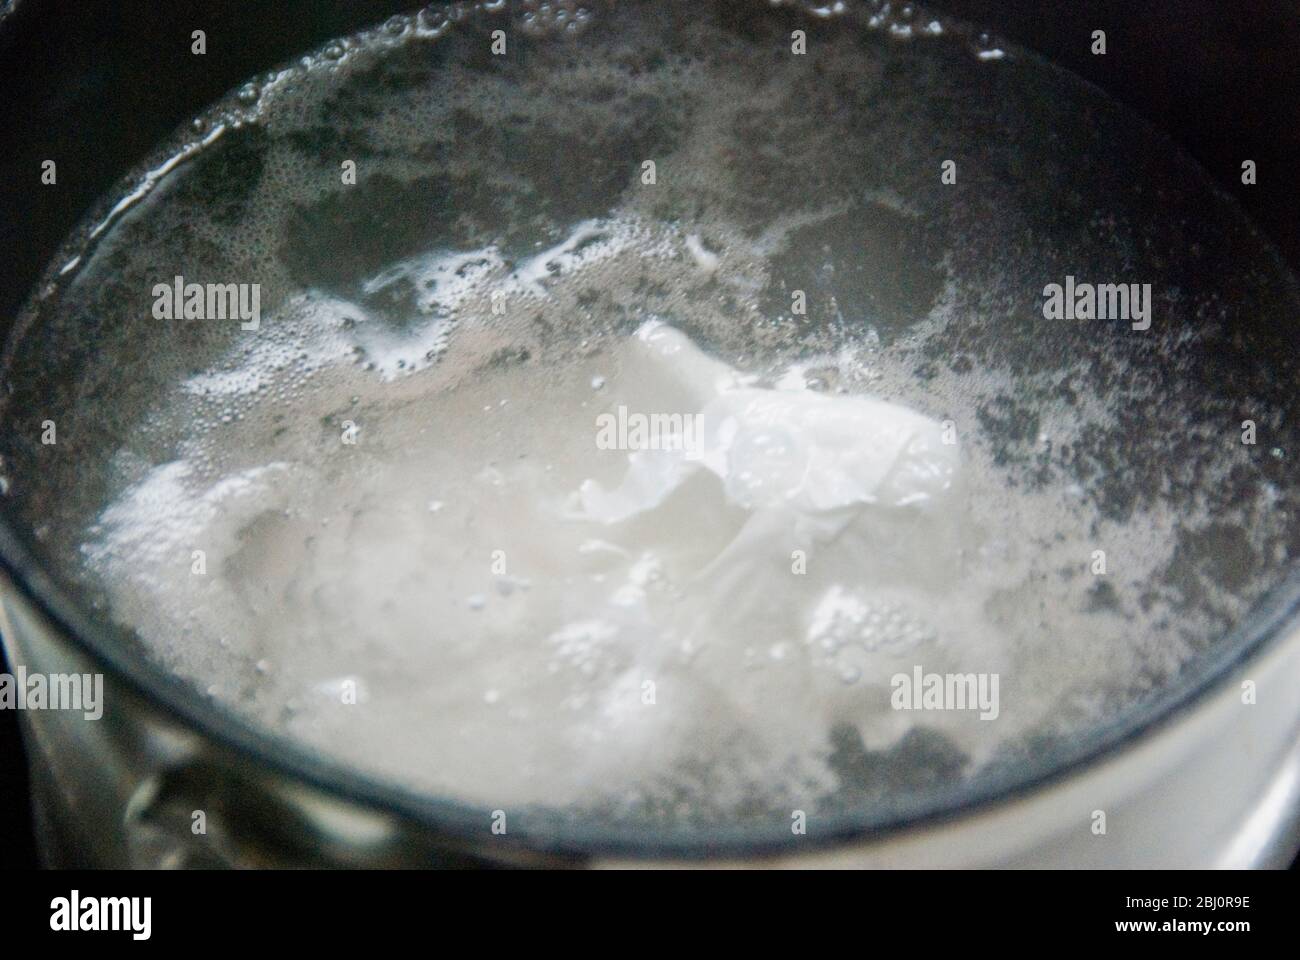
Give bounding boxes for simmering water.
[2,0,1297,829]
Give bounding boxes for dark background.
[2,0,1298,869]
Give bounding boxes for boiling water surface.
[2,0,1298,830]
